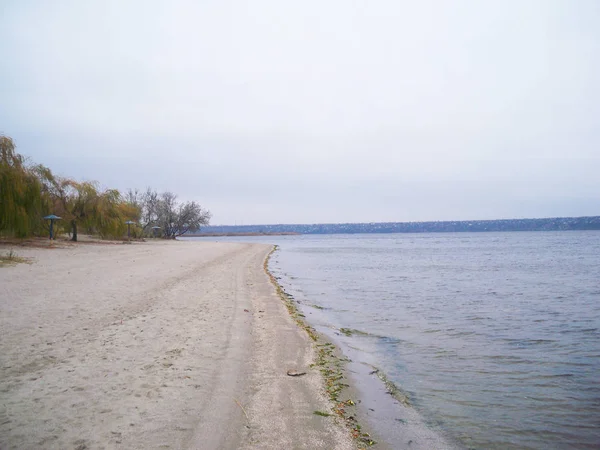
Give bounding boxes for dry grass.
[0,249,32,267]
[0,235,136,249]
[0,237,60,249]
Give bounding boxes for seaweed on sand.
[264,246,376,447]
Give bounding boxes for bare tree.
[124,188,141,208]
[157,192,179,238]
[173,201,211,236]
[156,192,211,238]
[126,187,160,235]
[140,188,160,233]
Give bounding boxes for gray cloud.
[1,0,599,224]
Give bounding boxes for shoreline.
[0,240,354,449]
[266,246,463,450]
[263,246,378,448]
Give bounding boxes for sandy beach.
[0,240,354,449]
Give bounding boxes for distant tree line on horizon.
[198,216,600,235]
[0,135,210,241]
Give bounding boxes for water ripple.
[270,231,600,449]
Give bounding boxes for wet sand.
[0,240,354,449]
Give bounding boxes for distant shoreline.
[198,215,600,235]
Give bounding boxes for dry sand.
[0,240,355,449]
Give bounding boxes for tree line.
[0,135,211,241]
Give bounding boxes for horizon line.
[209,214,600,228]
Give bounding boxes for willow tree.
[56,181,123,241]
[0,135,44,237]
[36,170,99,241]
[94,188,139,238]
[36,167,137,241]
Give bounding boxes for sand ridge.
[0,240,354,449]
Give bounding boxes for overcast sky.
[1,1,598,225]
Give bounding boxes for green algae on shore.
[366,365,411,407]
[263,245,376,447]
[339,327,373,337]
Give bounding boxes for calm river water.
[192,231,600,449]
